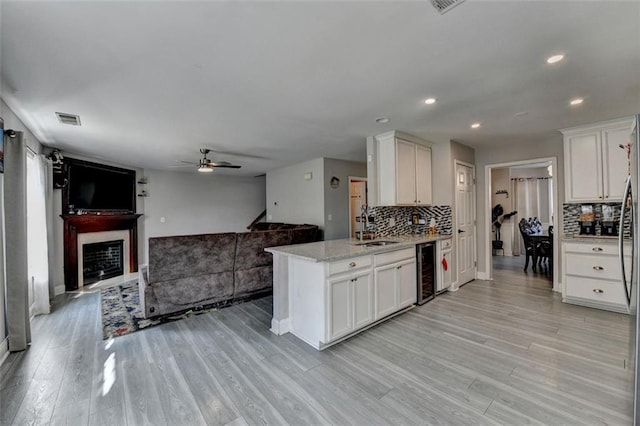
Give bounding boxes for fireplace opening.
[82,239,124,285]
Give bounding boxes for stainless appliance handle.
[620,175,632,308]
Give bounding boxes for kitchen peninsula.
[266,234,452,350]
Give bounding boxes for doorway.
[485,158,559,292]
[349,177,367,239]
[455,161,477,288]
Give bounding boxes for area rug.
[100,282,216,339]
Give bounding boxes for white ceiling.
[1,1,639,176]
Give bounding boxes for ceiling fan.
[178,148,242,173]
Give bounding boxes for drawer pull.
[349,262,356,268]
[350,278,358,282]
[592,247,603,252]
[593,266,604,271]
[593,288,604,294]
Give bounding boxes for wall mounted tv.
[64,158,136,213]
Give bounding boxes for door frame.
[484,157,559,292]
[348,177,367,239]
[453,160,477,290]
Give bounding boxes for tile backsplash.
[368,205,452,237]
[562,202,631,237]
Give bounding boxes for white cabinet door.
[396,139,417,205]
[397,258,417,309]
[602,126,631,201]
[327,276,352,341]
[415,144,432,206]
[352,272,374,329]
[374,264,398,320]
[565,132,602,202]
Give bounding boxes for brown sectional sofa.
[139,223,318,318]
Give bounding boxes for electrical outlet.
[268,214,273,220]
[328,214,332,221]
[389,218,395,227]
[160,217,166,223]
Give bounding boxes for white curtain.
[26,152,50,315]
[512,177,552,255]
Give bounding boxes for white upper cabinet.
[562,117,634,203]
[367,131,433,206]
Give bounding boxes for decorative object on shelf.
[137,176,148,197]
[330,176,340,189]
[48,149,67,188]
[495,189,509,197]
[138,190,148,197]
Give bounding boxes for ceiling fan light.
[198,165,214,173]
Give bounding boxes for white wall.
[266,158,325,234]
[475,136,564,277]
[323,159,366,240]
[143,169,266,261]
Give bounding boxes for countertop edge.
[266,234,453,263]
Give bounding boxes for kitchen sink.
[354,240,400,247]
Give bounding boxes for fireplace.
[82,240,124,285]
[62,214,142,291]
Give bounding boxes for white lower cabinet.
[327,270,373,342]
[562,241,630,313]
[288,246,417,350]
[374,248,417,320]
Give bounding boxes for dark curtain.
[4,131,30,351]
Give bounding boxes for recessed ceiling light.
[424,98,436,105]
[375,117,390,124]
[471,122,481,129]
[547,54,565,64]
[570,98,584,106]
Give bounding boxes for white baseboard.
[54,285,65,296]
[476,271,490,280]
[270,318,291,335]
[0,337,9,367]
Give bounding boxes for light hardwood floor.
[1,260,633,425]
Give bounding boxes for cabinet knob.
[350,278,358,282]
[397,265,402,270]
[593,288,604,294]
[593,266,604,271]
[349,262,356,268]
[592,247,603,252]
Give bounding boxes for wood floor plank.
[119,336,167,426]
[139,328,208,426]
[175,317,290,425]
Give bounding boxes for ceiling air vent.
[431,0,466,14]
[55,112,81,126]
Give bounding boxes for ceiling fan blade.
[212,164,241,169]
[178,160,199,165]
[168,164,195,168]
[203,147,268,160]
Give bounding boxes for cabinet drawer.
[328,255,372,276]
[565,252,622,281]
[374,247,415,266]
[565,275,626,306]
[564,242,618,256]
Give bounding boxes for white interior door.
[349,179,367,238]
[456,162,476,286]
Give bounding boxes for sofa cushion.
[290,225,318,245]
[234,266,273,297]
[148,233,237,283]
[234,229,291,270]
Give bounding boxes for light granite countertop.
[265,233,453,262]
[560,234,622,243]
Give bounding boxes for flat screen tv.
[64,158,136,213]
